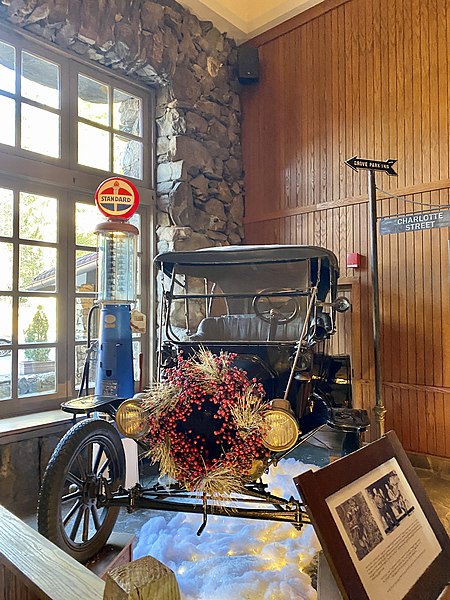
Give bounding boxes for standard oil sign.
[379,210,450,235]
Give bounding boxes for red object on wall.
[346,252,361,268]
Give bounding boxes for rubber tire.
[37,418,125,563]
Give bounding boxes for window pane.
[133,339,141,384]
[128,212,140,230]
[113,135,142,179]
[78,74,109,126]
[18,347,56,397]
[21,103,60,158]
[76,202,105,246]
[136,255,141,296]
[20,192,57,242]
[78,122,110,171]
[0,296,11,397]
[113,89,142,135]
[75,296,98,341]
[0,353,12,400]
[0,296,12,342]
[76,250,97,292]
[19,245,57,291]
[129,212,141,252]
[133,339,141,381]
[0,40,15,94]
[75,344,96,390]
[21,51,60,109]
[19,296,56,344]
[0,96,15,146]
[0,243,13,290]
[0,188,13,236]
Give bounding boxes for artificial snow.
[134,458,320,599]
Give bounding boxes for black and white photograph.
[335,492,384,560]
[324,454,444,600]
[366,470,415,534]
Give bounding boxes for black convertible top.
[155,245,339,277]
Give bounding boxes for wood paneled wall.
[241,0,450,457]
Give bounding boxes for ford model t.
[37,245,369,562]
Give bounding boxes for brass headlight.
[261,399,300,452]
[115,399,149,439]
[243,458,268,482]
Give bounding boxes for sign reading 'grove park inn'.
[379,210,450,235]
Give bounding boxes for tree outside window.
[23,305,50,362]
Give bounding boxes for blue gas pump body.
[95,304,134,398]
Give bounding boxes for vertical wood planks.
[242,0,450,457]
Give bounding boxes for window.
[77,75,144,178]
[0,27,154,418]
[0,42,60,155]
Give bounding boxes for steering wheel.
[252,288,300,324]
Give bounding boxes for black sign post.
[345,156,398,439]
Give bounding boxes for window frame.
[70,64,151,184]
[0,33,69,165]
[0,24,156,419]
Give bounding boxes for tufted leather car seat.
[189,314,305,342]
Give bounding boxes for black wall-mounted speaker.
[237,46,259,84]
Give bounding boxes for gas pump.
[92,177,140,398]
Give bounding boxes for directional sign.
[380,209,450,235]
[345,156,397,176]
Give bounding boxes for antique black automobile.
[38,245,369,562]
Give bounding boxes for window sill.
[0,409,80,445]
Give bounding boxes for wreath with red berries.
[142,349,269,495]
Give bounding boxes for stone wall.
[0,426,72,517]
[1,0,245,251]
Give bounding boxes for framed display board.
[294,431,450,600]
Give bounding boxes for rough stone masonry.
[0,0,245,252]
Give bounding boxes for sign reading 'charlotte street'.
[345,156,397,176]
[380,210,450,235]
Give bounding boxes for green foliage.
[76,231,97,247]
[19,194,46,290]
[24,305,50,361]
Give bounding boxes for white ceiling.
[179,0,324,43]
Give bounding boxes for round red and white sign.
[95,177,140,220]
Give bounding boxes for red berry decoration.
[141,349,269,496]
